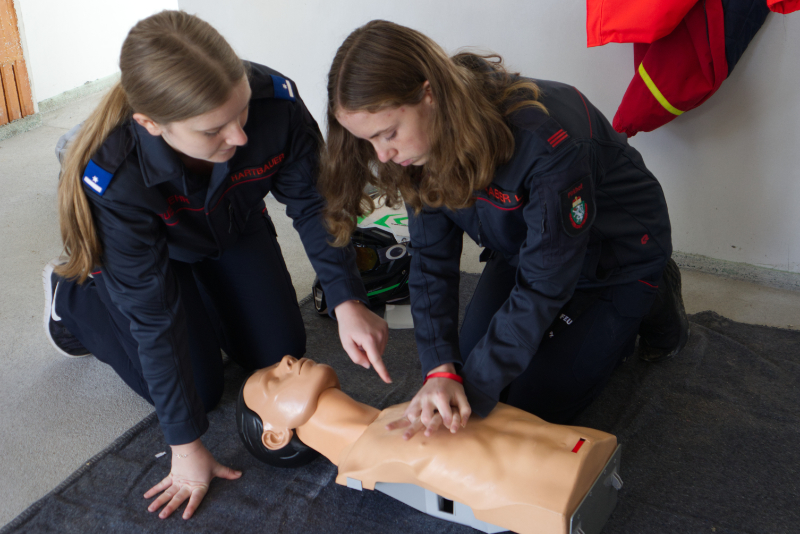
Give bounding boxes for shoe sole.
[638,326,690,363]
[42,260,91,358]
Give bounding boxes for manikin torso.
[294,389,616,534]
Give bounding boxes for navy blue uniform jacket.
[407,79,672,417]
[78,63,367,444]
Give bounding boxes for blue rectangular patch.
[82,160,113,196]
[270,75,296,102]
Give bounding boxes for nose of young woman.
[225,123,248,147]
[375,144,397,164]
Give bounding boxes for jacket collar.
[131,120,235,198]
[131,120,185,188]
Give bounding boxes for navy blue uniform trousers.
[57,216,305,412]
[459,255,661,424]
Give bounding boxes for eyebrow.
[202,101,251,132]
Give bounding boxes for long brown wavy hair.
[57,10,246,282]
[319,19,547,246]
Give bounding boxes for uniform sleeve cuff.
[326,278,370,318]
[462,379,498,418]
[418,346,463,378]
[160,413,209,446]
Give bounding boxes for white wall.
[16,0,179,102]
[180,0,800,273]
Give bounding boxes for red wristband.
[423,372,463,385]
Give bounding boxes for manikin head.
[237,356,340,467]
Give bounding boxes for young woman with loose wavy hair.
[45,10,388,520]
[320,20,545,246]
[321,20,687,440]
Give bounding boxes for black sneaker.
[637,257,690,362]
[43,260,91,358]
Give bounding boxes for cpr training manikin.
[239,356,621,534]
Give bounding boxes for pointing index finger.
[363,338,392,383]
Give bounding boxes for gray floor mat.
[3,273,798,533]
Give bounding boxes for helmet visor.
[355,246,380,272]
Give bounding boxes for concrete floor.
[1,93,799,528]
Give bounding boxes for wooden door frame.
[0,0,35,126]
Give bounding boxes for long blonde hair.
[57,10,246,282]
[320,20,546,246]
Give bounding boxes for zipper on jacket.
[228,203,233,233]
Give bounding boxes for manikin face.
[335,82,435,167]
[133,75,252,163]
[244,356,341,436]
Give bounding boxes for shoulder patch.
[547,128,569,149]
[534,118,571,154]
[270,75,296,102]
[559,175,595,237]
[82,160,114,196]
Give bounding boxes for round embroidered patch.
[559,176,595,237]
[570,196,586,228]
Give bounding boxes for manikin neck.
[295,388,380,466]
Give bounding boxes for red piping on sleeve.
[574,87,592,139]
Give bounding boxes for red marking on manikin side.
[572,438,586,453]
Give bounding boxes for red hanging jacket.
[586,0,698,47]
[611,0,728,136]
[594,0,795,136]
[767,0,800,13]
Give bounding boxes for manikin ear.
[261,427,294,450]
[132,112,165,137]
